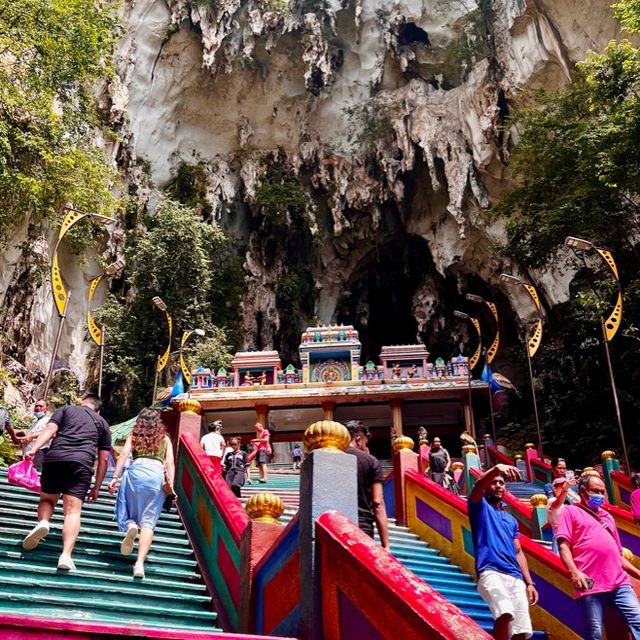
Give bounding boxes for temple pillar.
[321,401,335,421]
[299,421,357,640]
[172,399,203,449]
[530,494,549,540]
[392,437,419,526]
[390,399,403,437]
[601,450,620,505]
[255,404,269,427]
[461,397,475,439]
[239,493,285,634]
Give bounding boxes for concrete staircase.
[0,468,223,635]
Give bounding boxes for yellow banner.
[50,253,67,316]
[527,319,543,358]
[604,291,623,342]
[470,317,482,369]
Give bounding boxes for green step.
[0,557,207,592]
[0,599,221,632]
[0,547,202,580]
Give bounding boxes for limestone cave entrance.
[335,234,436,362]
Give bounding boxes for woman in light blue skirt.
[109,408,174,578]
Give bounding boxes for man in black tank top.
[21,394,111,571]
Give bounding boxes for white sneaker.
[57,553,76,571]
[22,521,50,551]
[133,562,145,579]
[120,523,138,556]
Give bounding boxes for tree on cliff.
[495,2,640,466]
[0,0,117,247]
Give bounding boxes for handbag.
[162,471,174,496]
[8,459,41,493]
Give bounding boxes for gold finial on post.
[601,450,617,461]
[393,436,415,452]
[530,494,548,507]
[451,462,464,472]
[524,443,536,450]
[303,420,350,453]
[462,444,477,455]
[173,398,202,415]
[514,453,524,461]
[245,493,285,524]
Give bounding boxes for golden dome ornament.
[303,420,350,452]
[173,398,202,415]
[245,493,285,524]
[601,450,617,461]
[393,436,415,452]
[529,494,548,507]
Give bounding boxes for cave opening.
[398,22,430,47]
[335,235,435,362]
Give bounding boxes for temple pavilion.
[189,325,488,459]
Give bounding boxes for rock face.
[0,0,627,390]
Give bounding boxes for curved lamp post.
[465,293,500,443]
[180,328,206,392]
[152,296,172,405]
[44,207,115,398]
[500,273,544,456]
[87,259,125,398]
[453,310,482,440]
[564,236,629,474]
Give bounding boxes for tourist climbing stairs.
[0,467,226,636]
[242,473,548,638]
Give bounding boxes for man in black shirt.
[345,420,390,550]
[22,394,111,571]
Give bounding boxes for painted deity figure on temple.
[243,372,254,386]
[392,363,401,379]
[259,371,267,386]
[408,363,418,378]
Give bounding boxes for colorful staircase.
[243,473,547,639]
[0,468,224,635]
[507,481,546,502]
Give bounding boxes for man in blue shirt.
[469,463,539,640]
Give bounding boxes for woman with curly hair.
[108,408,174,578]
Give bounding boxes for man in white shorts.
[469,463,539,640]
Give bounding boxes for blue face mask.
[34,411,46,419]
[586,493,605,510]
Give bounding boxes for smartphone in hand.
[585,578,594,590]
[566,470,575,481]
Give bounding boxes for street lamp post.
[44,207,116,399]
[453,310,482,441]
[465,293,501,443]
[87,259,125,398]
[500,273,544,457]
[564,236,629,474]
[152,296,173,405]
[180,329,206,396]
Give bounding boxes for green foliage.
[493,7,640,466]
[92,198,238,421]
[171,162,212,217]
[613,0,640,32]
[187,326,233,372]
[0,0,118,247]
[343,100,393,148]
[49,370,80,409]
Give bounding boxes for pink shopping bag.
[8,459,41,493]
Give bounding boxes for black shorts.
[41,461,93,501]
[256,450,270,464]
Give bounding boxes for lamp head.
[465,293,485,304]
[193,329,206,337]
[500,273,523,287]
[104,259,125,276]
[564,236,594,251]
[152,296,167,312]
[453,310,469,320]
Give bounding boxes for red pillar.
[393,448,420,526]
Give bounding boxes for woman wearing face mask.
[20,400,52,473]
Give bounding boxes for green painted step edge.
[5,586,217,621]
[6,574,211,606]
[0,601,223,633]
[0,548,202,579]
[0,522,191,547]
[0,558,207,591]
[0,541,198,569]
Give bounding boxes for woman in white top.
[200,420,225,476]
